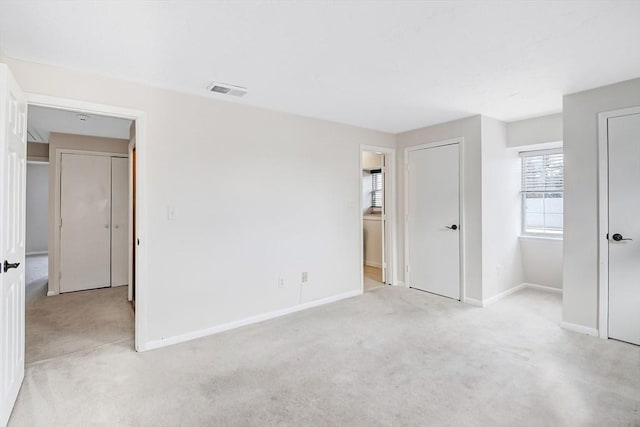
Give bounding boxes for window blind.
[521,151,563,193]
[371,171,383,208]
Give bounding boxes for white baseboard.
[396,281,406,288]
[463,297,484,307]
[46,290,59,296]
[464,282,563,308]
[26,251,48,256]
[139,289,363,352]
[522,282,562,294]
[560,321,599,337]
[482,283,527,306]
[364,261,382,269]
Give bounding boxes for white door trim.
[404,137,465,301]
[360,145,398,292]
[597,105,640,339]
[25,93,149,351]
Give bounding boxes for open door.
[0,64,27,426]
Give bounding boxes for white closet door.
[407,143,460,299]
[60,154,111,293]
[608,112,640,345]
[111,157,129,286]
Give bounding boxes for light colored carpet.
[10,286,639,426]
[25,255,134,364]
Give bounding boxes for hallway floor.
[25,254,133,364]
[363,265,384,291]
[10,284,639,426]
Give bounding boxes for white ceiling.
[2,1,640,133]
[27,105,132,143]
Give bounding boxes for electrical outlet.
[302,272,309,283]
[278,277,285,288]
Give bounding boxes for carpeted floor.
[25,255,134,364]
[10,279,639,426]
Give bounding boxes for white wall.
[507,113,562,148]
[563,77,640,330]
[519,237,562,289]
[396,116,483,300]
[481,117,524,298]
[26,163,48,254]
[3,57,395,347]
[506,113,564,289]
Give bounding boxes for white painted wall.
[506,113,562,148]
[3,57,395,346]
[26,163,48,254]
[480,116,524,298]
[506,113,564,289]
[519,237,562,289]
[396,116,483,300]
[563,77,640,330]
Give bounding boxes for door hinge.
[59,217,62,228]
[59,271,62,280]
[406,265,410,272]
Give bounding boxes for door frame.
[359,145,398,292]
[26,93,148,351]
[597,105,640,339]
[404,137,465,301]
[54,150,128,294]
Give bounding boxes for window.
[521,149,563,236]
[371,169,383,209]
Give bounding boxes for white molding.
[597,105,640,340]
[482,284,526,306]
[360,144,398,290]
[140,289,362,352]
[404,137,465,301]
[364,261,382,269]
[463,297,483,307]
[463,283,562,308]
[26,92,149,352]
[523,282,562,294]
[560,321,599,337]
[46,290,58,297]
[26,251,47,256]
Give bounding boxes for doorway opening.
[360,145,397,292]
[24,105,137,363]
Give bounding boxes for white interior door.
[608,112,640,345]
[0,65,27,427]
[407,143,460,299]
[59,154,111,293]
[111,157,129,286]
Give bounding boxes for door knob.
[612,233,632,241]
[445,225,458,230]
[3,260,20,273]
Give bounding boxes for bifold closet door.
[60,154,111,293]
[111,157,129,286]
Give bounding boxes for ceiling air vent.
[208,82,248,97]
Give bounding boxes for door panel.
[111,157,129,286]
[407,144,460,299]
[608,113,640,345]
[0,65,27,427]
[59,154,111,293]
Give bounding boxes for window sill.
[519,235,563,242]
